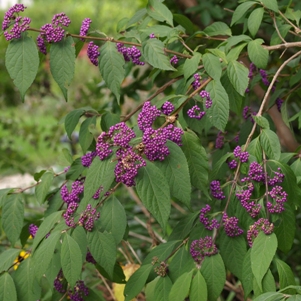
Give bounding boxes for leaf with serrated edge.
[154,276,173,301]
[204,22,231,36]
[35,172,54,204]
[242,249,253,297]
[0,272,17,301]
[0,249,21,273]
[168,270,193,301]
[65,109,85,140]
[231,1,258,26]
[227,61,249,96]
[183,52,202,80]
[5,34,39,100]
[248,39,269,69]
[260,129,281,160]
[79,116,96,153]
[136,162,171,230]
[248,8,264,37]
[203,53,222,80]
[251,232,277,290]
[261,0,278,12]
[275,258,296,293]
[146,0,173,26]
[190,270,207,301]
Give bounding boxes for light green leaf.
[226,42,248,62]
[275,258,296,293]
[124,264,153,301]
[66,157,86,181]
[142,38,175,70]
[35,171,54,204]
[248,8,264,37]
[61,233,83,287]
[261,0,278,12]
[87,231,116,278]
[203,53,222,80]
[5,33,39,101]
[99,41,125,102]
[2,194,24,246]
[206,80,230,131]
[204,22,231,36]
[153,276,173,301]
[64,108,86,140]
[183,52,202,80]
[0,249,21,273]
[0,188,12,208]
[50,36,75,101]
[248,39,269,69]
[140,25,173,38]
[253,268,276,295]
[207,48,228,64]
[146,0,173,26]
[190,270,207,301]
[100,195,127,244]
[260,129,281,160]
[0,272,17,301]
[253,115,270,129]
[201,254,226,301]
[168,270,193,301]
[287,295,301,301]
[79,116,97,153]
[154,141,191,208]
[126,8,147,28]
[71,226,87,263]
[227,60,249,96]
[136,161,171,230]
[253,292,284,301]
[251,232,277,290]
[248,137,263,162]
[231,1,258,25]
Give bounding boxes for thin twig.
[128,231,153,244]
[124,240,142,264]
[96,269,116,301]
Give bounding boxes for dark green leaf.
[35,171,54,204]
[66,157,86,180]
[87,231,116,278]
[248,137,263,162]
[227,61,249,96]
[253,270,276,296]
[0,272,17,301]
[241,249,253,298]
[248,39,269,69]
[261,0,278,12]
[203,53,222,80]
[248,8,264,37]
[275,258,296,293]
[204,22,231,36]
[183,52,202,80]
[5,34,39,101]
[154,276,173,301]
[136,162,171,230]
[146,0,173,26]
[190,270,207,301]
[260,129,281,160]
[168,270,193,301]
[251,232,277,290]
[173,14,194,34]
[71,226,87,263]
[64,108,86,140]
[61,233,83,287]
[99,41,125,102]
[0,249,21,273]
[231,1,258,26]
[2,194,24,245]
[79,116,96,153]
[101,112,120,132]
[96,262,126,284]
[50,36,75,100]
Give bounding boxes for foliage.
[1,1,301,300]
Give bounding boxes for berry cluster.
[29,224,38,238]
[149,33,156,38]
[63,201,79,227]
[37,13,71,54]
[215,131,225,149]
[190,236,218,264]
[61,181,84,204]
[86,251,96,264]
[87,41,100,66]
[227,159,238,170]
[81,151,97,167]
[233,146,249,163]
[161,101,175,115]
[267,186,287,213]
[199,204,220,230]
[187,105,205,120]
[242,106,256,123]
[137,101,161,131]
[2,4,30,41]
[68,281,89,301]
[78,204,100,231]
[192,73,201,90]
[79,18,92,40]
[247,218,274,247]
[222,213,243,237]
[170,55,179,65]
[116,43,144,65]
[54,269,66,293]
[210,180,226,200]
[200,90,212,109]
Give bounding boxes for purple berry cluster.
[215,131,224,149]
[137,101,161,131]
[86,251,96,264]
[200,90,212,109]
[247,218,274,247]
[63,201,79,227]
[233,146,249,163]
[79,18,92,40]
[259,69,270,87]
[267,186,287,213]
[54,269,65,293]
[116,43,145,65]
[37,13,71,54]
[222,213,243,237]
[79,204,100,231]
[81,151,97,167]
[87,41,100,66]
[192,73,201,90]
[227,159,238,170]
[248,63,256,80]
[149,33,156,38]
[170,55,179,65]
[68,280,89,301]
[161,101,175,115]
[210,180,226,200]
[276,98,284,112]
[29,224,38,238]
[190,236,218,264]
[242,106,256,123]
[187,105,206,120]
[199,204,220,230]
[61,181,84,204]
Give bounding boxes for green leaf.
[253,115,270,129]
[35,171,54,204]
[31,210,64,253]
[207,48,228,64]
[33,230,61,279]
[82,157,117,204]
[12,258,41,301]
[66,157,86,180]
[124,264,153,301]
[231,1,258,26]
[248,8,264,37]
[154,141,191,208]
[0,249,21,273]
[201,254,226,301]
[168,270,193,301]
[154,276,173,301]
[248,39,269,69]
[251,232,277,289]
[2,194,24,245]
[206,80,230,131]
[248,137,263,162]
[275,258,296,293]
[183,52,202,80]
[136,162,171,230]
[226,42,248,62]
[71,226,87,263]
[142,38,175,70]
[181,131,209,196]
[5,34,39,101]
[227,61,249,96]
[99,41,125,102]
[101,112,120,132]
[96,262,126,284]
[287,295,301,301]
[173,14,194,34]
[79,116,96,153]
[219,232,247,279]
[126,8,147,27]
[0,272,17,301]
[0,188,12,207]
[64,108,86,140]
[50,36,75,101]
[261,0,278,12]
[204,22,231,36]
[140,25,173,38]
[190,270,207,301]
[253,292,284,301]
[203,53,222,80]
[241,249,253,298]
[146,0,173,26]
[61,233,83,287]
[260,129,281,160]
[100,195,127,244]
[87,231,116,278]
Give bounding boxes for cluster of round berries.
[78,204,100,231]
[233,145,249,163]
[200,90,212,109]
[29,224,38,238]
[210,180,226,200]
[61,180,84,204]
[37,13,71,54]
[63,201,78,227]
[247,218,274,247]
[2,4,30,41]
[215,131,225,149]
[116,43,145,65]
[242,106,256,123]
[170,55,179,65]
[190,236,218,264]
[79,18,92,40]
[86,251,96,264]
[199,204,219,230]
[187,105,206,120]
[222,213,244,237]
[87,41,100,66]
[81,151,97,167]
[161,101,175,115]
